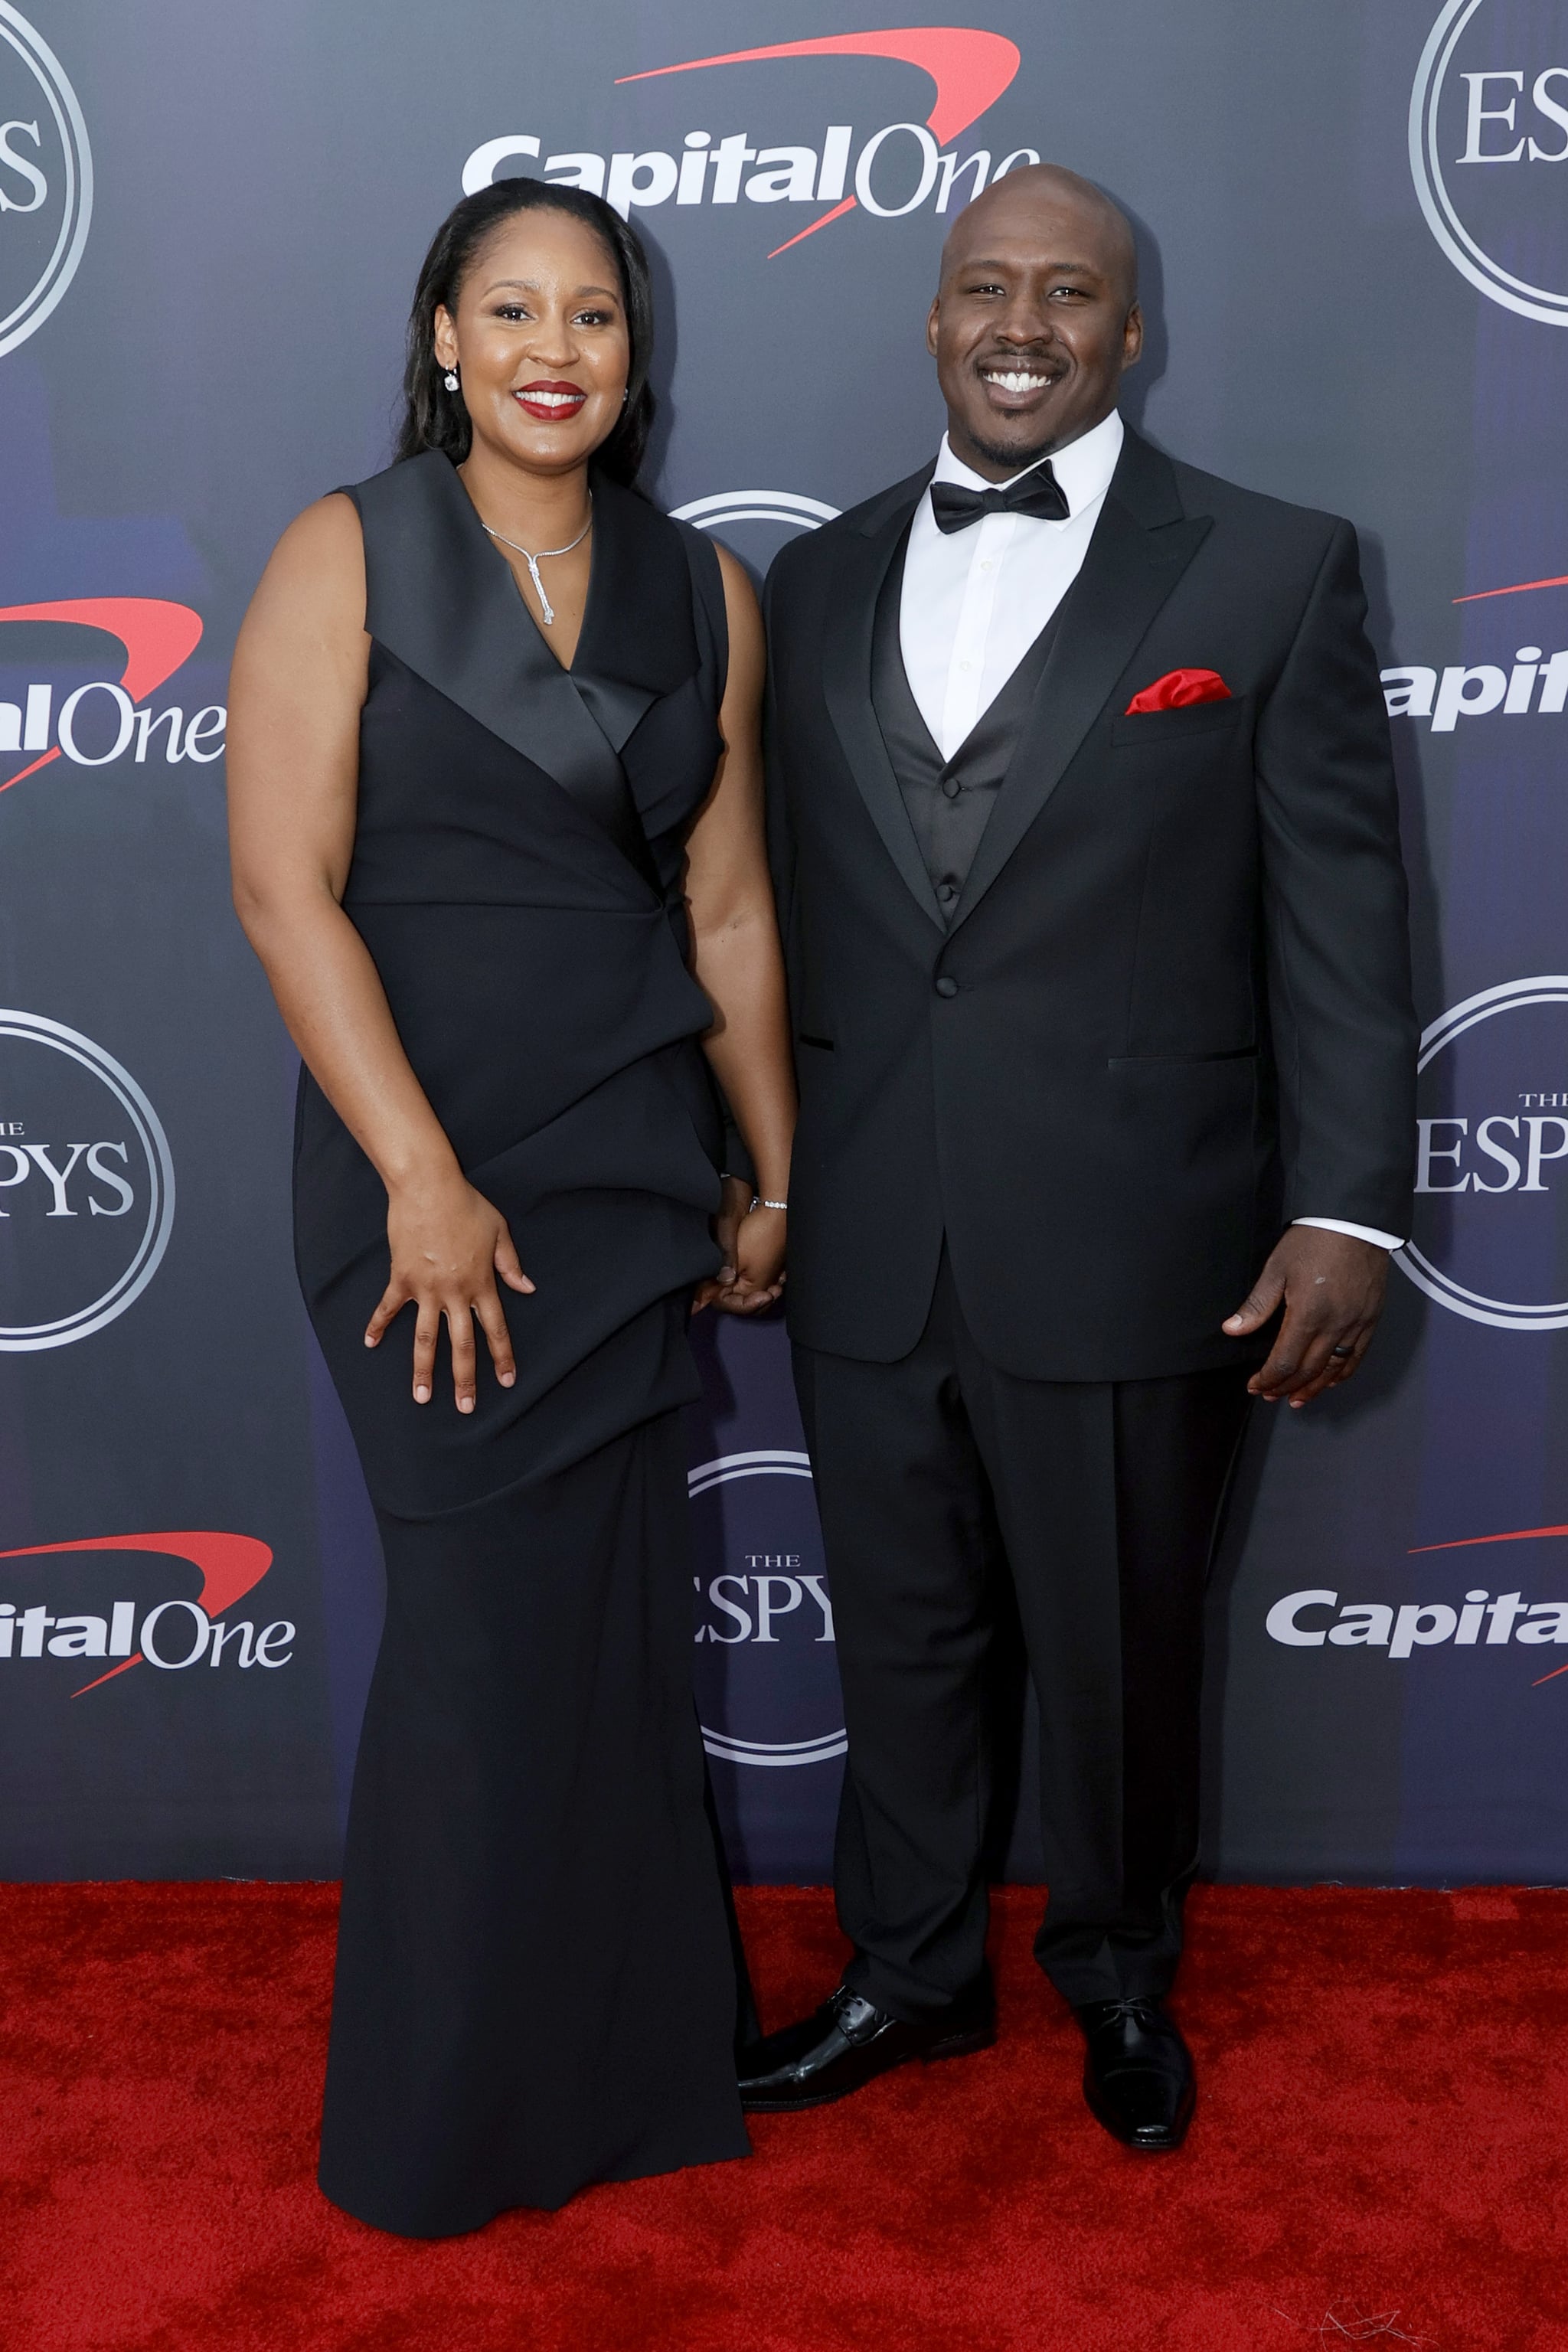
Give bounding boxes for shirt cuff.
[1292,1216,1406,1252]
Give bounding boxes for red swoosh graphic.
[0,1531,273,1695]
[1409,1524,1568,1551]
[1408,1523,1568,1688]
[1453,574,1568,604]
[0,598,204,792]
[616,28,1021,257]
[769,194,859,259]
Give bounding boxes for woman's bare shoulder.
[242,492,366,645]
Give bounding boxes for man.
[741,165,1416,2151]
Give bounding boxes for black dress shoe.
[1075,1995,1195,2151]
[738,1981,995,2113]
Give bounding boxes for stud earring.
[443,365,459,393]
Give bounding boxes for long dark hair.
[395,179,655,486]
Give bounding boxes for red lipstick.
[514,379,588,421]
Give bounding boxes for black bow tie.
[929,465,1070,534]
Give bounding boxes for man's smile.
[976,361,1064,407]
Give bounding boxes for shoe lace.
[828,1983,871,2020]
[826,1983,888,2038]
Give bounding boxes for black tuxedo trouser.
[792,1249,1251,2014]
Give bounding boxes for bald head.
[939,165,1138,307]
[925,162,1143,480]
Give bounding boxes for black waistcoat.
[871,534,1065,926]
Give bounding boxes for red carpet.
[2,1882,1564,2351]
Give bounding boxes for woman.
[227,179,795,2236]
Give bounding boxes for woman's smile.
[513,378,587,420]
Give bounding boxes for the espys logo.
[0,597,212,792]
[1410,0,1568,325]
[671,488,839,573]
[0,1531,289,1698]
[464,28,1026,257]
[0,2,90,357]
[672,490,838,537]
[0,1011,175,1351]
[1396,977,1568,1332]
[688,1450,844,1769]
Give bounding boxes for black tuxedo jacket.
[763,426,1418,1380]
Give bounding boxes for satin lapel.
[570,475,699,753]
[822,470,945,933]
[949,458,1211,933]
[354,453,661,891]
[356,452,619,787]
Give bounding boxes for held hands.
[1223,1227,1390,1407]
[694,1174,787,1316]
[365,1164,534,1412]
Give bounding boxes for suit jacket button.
[935,976,959,998]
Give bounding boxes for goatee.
[965,430,1058,478]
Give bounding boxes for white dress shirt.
[900,410,1124,762]
[895,412,1403,1255]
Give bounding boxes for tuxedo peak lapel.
[1101,425,1187,531]
[851,463,938,539]
[822,471,946,933]
[949,434,1211,933]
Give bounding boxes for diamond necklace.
[480,498,593,626]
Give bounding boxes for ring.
[1330,1343,1354,1357]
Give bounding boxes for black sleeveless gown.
[295,452,750,2236]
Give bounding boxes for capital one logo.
[1396,978,1568,1331]
[0,1530,286,1697]
[1381,567,1568,730]
[1266,1521,1568,1690]
[0,2,90,356]
[1410,0,1568,325]
[0,598,211,795]
[465,28,1026,257]
[689,1450,844,1769]
[0,1011,175,1351]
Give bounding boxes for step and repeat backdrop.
[2,0,1566,1884]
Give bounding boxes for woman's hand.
[365,1165,535,1410]
[694,1174,754,1312]
[712,1200,786,1317]
[694,1181,787,1316]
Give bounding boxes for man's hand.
[1223,1227,1390,1408]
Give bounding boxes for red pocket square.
[1124,668,1232,714]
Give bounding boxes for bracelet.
[750,1195,789,1213]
